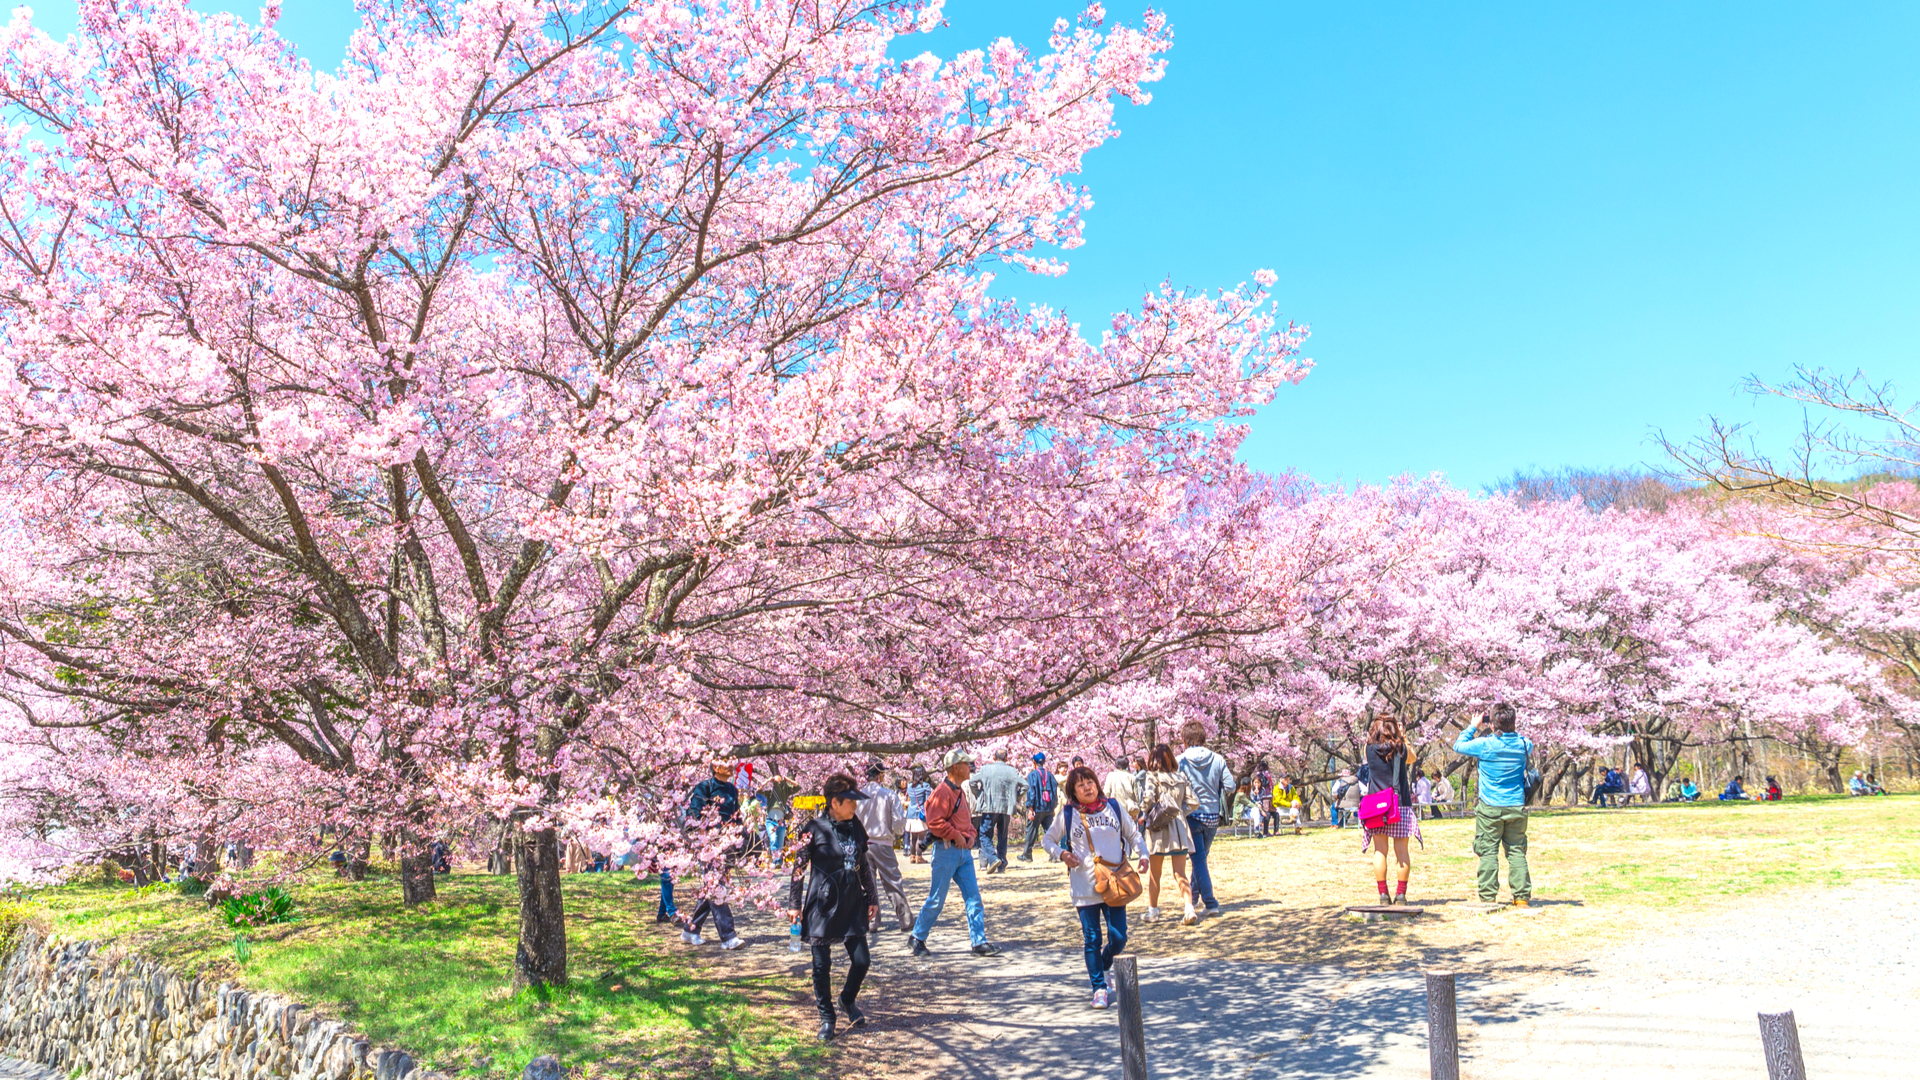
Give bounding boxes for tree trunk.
[232,843,254,870]
[513,819,568,988]
[348,840,371,882]
[1823,758,1845,794]
[400,844,437,904]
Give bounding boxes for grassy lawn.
[931,793,1920,973]
[17,871,822,1080]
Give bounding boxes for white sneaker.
[682,930,704,946]
[719,936,744,951]
[1144,906,1161,922]
[1181,904,1198,925]
[1091,988,1109,1009]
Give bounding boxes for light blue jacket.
[1177,747,1234,818]
[1452,730,1532,808]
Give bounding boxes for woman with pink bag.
[1360,714,1421,904]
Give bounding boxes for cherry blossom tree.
[0,0,1309,982]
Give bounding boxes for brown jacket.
[923,778,978,846]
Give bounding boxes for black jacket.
[1364,743,1414,809]
[788,815,877,944]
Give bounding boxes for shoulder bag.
[1358,750,1404,829]
[1141,775,1182,831]
[1065,804,1144,907]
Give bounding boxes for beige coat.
[1141,771,1198,855]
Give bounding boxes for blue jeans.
[911,840,987,946]
[657,872,677,918]
[1077,903,1128,989]
[1186,815,1219,908]
[767,819,789,857]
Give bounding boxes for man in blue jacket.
[1018,752,1059,861]
[680,760,746,949]
[1453,703,1533,907]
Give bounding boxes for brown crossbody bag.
[1072,803,1144,907]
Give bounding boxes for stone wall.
[0,926,440,1080]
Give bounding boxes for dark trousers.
[1186,815,1219,908]
[687,898,733,939]
[811,937,872,1016]
[1022,809,1055,858]
[1076,903,1129,989]
[974,813,1009,866]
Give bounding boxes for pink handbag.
[1359,788,1401,829]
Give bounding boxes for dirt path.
[679,808,1920,1078]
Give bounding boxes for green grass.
[1468,793,1920,903]
[21,872,822,1080]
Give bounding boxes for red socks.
[1376,880,1390,898]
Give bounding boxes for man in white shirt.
[857,762,913,932]
[1414,771,1435,819]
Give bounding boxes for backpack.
[1035,770,1056,809]
[1523,741,1544,805]
[1141,773,1185,831]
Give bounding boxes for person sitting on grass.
[1866,773,1887,795]
[1764,776,1783,801]
[1850,771,1870,796]
[1718,775,1750,801]
[1679,777,1700,801]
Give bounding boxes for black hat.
[828,786,869,802]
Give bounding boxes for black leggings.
[810,937,871,1014]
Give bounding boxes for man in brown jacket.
[907,748,1001,957]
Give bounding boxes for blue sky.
[20,1,1920,489]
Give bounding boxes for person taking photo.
[1452,702,1533,907]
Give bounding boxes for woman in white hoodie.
[1043,765,1146,1010]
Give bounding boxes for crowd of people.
[575,703,1908,1040]
[624,707,1567,1036]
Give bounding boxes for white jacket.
[1041,799,1144,908]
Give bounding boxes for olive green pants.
[1473,805,1531,901]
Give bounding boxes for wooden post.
[1425,971,1459,1080]
[1757,1010,1808,1080]
[1111,953,1149,1080]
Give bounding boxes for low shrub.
[118,882,166,904]
[0,900,38,957]
[219,886,295,928]
[176,875,210,897]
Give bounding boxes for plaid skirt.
[1361,814,1424,850]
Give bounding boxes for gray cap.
[940,747,975,770]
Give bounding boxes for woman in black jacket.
[1362,713,1421,905]
[787,773,879,1040]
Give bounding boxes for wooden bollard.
[1757,1010,1807,1080]
[1110,954,1149,1080]
[1425,971,1459,1080]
